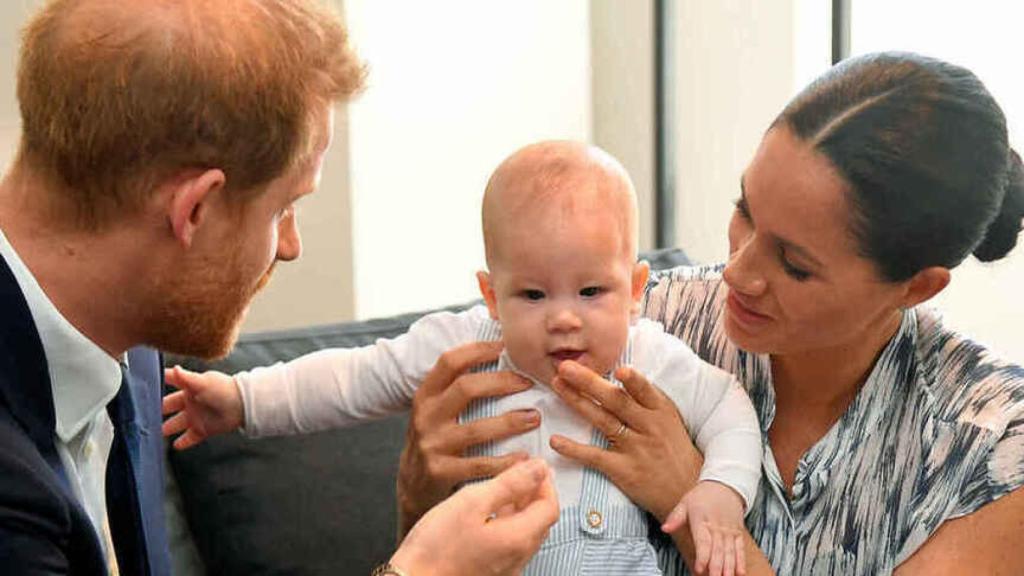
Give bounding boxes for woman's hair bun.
[974,149,1024,262]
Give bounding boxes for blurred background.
[2,0,1021,361]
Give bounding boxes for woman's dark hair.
[775,52,1024,282]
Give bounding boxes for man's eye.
[579,286,604,298]
[522,290,545,301]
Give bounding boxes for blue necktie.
[106,366,149,575]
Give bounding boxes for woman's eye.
[522,290,545,301]
[579,286,603,298]
[781,258,811,281]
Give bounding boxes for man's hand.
[161,366,244,449]
[390,458,559,576]
[397,341,541,536]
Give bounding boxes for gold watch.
[371,563,410,576]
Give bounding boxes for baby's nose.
[547,307,583,332]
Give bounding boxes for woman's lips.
[726,291,773,328]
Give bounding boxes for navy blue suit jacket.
[0,253,171,575]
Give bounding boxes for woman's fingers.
[548,434,619,471]
[615,365,665,410]
[550,377,629,441]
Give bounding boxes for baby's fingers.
[661,499,688,533]
[162,412,189,437]
[162,390,186,415]
[735,532,747,576]
[722,530,736,576]
[692,521,712,574]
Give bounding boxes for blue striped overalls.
[460,318,662,575]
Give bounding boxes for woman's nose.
[723,236,767,297]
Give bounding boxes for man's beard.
[144,251,276,361]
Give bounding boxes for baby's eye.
[522,289,545,301]
[579,286,604,298]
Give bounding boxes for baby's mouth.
[549,349,585,363]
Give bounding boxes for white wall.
[671,0,831,264]
[851,0,1024,361]
[0,2,39,171]
[344,0,592,319]
[591,0,656,252]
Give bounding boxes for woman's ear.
[476,270,500,320]
[167,168,226,249]
[900,266,950,309]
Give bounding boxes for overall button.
[579,507,607,536]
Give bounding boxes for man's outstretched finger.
[490,465,559,538]
[476,458,550,515]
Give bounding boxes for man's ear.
[476,270,500,320]
[900,266,950,308]
[167,169,226,249]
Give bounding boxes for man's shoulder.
[0,407,72,532]
[0,407,107,574]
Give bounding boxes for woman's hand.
[397,341,542,536]
[548,360,703,522]
[391,458,559,576]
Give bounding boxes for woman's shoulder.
[644,264,727,318]
[915,306,1024,433]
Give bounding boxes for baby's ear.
[476,270,500,320]
[631,260,651,303]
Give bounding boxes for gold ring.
[608,422,628,443]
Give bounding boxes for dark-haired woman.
[397,52,1024,575]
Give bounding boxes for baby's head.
[477,141,649,385]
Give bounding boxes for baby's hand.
[662,480,746,576]
[161,366,244,450]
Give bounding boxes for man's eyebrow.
[739,175,824,269]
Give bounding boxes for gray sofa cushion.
[165,248,691,575]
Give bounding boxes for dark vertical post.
[654,0,676,248]
[832,0,851,64]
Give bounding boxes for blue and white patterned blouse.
[641,265,1024,575]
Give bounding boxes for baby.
[163,141,761,575]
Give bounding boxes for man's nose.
[275,210,302,262]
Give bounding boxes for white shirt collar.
[0,227,122,441]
